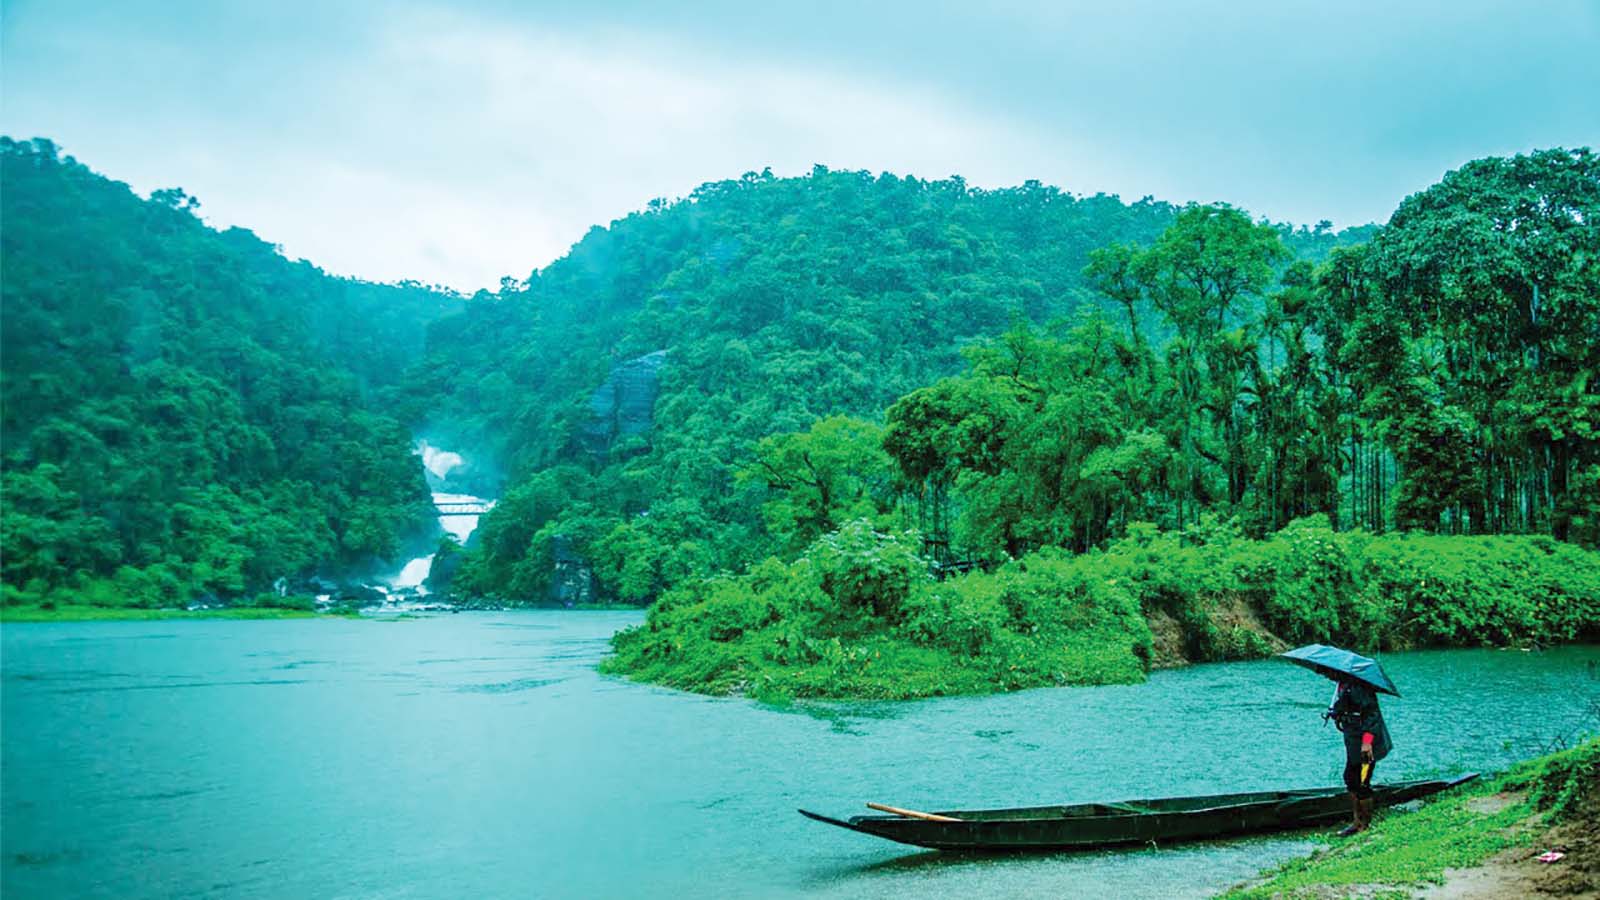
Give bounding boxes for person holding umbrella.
[1280,644,1397,836]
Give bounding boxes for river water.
[2,614,1595,899]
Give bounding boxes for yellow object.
[866,802,963,822]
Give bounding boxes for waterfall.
[384,444,495,599]
[419,441,465,481]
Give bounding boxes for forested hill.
[602,148,1599,698]
[404,166,1373,604]
[0,137,459,608]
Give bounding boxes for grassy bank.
[1222,738,1599,899]
[603,519,1600,700]
[0,604,328,622]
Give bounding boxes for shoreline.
[1220,738,1598,899]
[0,605,336,622]
[0,602,648,623]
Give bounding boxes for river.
[2,615,1595,899]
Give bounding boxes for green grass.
[1222,738,1599,899]
[0,604,327,622]
[1221,786,1532,898]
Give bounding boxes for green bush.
[807,519,926,620]
[1502,736,1600,823]
[606,518,1600,700]
[897,573,1008,657]
[1085,520,1599,662]
[605,522,1153,699]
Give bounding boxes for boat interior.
[854,779,1444,823]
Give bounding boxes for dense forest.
[409,167,1375,604]
[0,138,457,609]
[419,152,1598,610]
[595,148,1600,698]
[3,139,1595,642]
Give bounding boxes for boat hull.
[799,774,1478,852]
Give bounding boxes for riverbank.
[1222,738,1599,899]
[0,604,333,622]
[603,521,1600,701]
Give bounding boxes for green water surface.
[2,613,1595,898]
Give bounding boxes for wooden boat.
[799,774,1478,852]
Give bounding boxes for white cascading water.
[386,442,494,596]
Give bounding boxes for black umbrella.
[1279,643,1400,697]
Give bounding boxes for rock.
[426,547,464,592]
[582,350,667,454]
[334,584,387,607]
[548,535,597,606]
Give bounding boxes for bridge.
[435,499,495,517]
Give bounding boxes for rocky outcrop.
[548,535,597,606]
[582,350,667,454]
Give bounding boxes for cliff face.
[548,535,597,606]
[582,350,667,454]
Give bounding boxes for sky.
[4,0,1597,292]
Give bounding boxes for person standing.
[1325,674,1392,836]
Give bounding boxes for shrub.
[606,517,1600,700]
[806,519,926,619]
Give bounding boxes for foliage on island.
[602,519,1153,699]
[603,518,1600,699]
[0,137,457,610]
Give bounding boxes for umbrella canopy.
[1279,644,1400,697]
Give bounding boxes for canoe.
[798,774,1478,852]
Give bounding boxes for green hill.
[591,148,1600,698]
[405,167,1372,604]
[0,137,458,608]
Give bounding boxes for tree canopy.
[415,166,1377,603]
[1,137,456,607]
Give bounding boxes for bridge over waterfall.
[435,498,495,517]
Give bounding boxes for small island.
[603,519,1599,700]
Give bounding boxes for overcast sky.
[4,0,1597,292]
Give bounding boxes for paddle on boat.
[798,774,1478,852]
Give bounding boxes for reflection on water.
[2,613,1595,899]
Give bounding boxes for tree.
[742,416,895,552]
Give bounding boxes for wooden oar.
[866,802,962,822]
